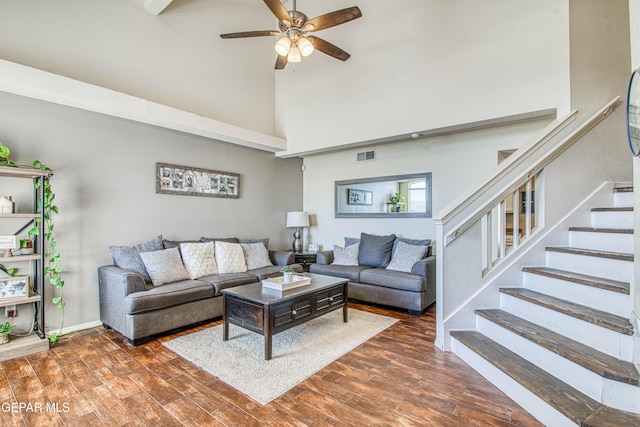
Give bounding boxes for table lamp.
[286,211,309,252]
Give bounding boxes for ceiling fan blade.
[275,54,288,70]
[220,30,280,39]
[303,7,362,32]
[263,0,293,26]
[308,36,350,61]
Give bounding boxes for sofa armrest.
[98,265,146,296]
[316,250,334,265]
[411,255,435,280]
[270,250,295,266]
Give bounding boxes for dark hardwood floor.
[0,303,543,426]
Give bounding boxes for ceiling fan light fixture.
[288,45,302,63]
[298,37,314,57]
[275,37,291,56]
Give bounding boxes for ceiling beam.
[144,0,174,16]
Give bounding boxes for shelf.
[0,166,49,179]
[0,334,49,362]
[0,213,39,219]
[0,254,40,263]
[0,294,40,308]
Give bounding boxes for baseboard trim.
[49,320,103,337]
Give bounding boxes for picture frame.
[0,236,16,250]
[155,163,240,199]
[308,243,319,253]
[0,276,30,300]
[347,189,373,205]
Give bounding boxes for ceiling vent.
[356,150,376,162]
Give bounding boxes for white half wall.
[276,0,570,155]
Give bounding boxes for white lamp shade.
[275,37,291,56]
[287,45,302,63]
[298,37,314,57]
[286,211,309,227]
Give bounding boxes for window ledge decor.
[156,163,240,199]
[335,173,432,218]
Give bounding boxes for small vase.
[0,334,9,345]
[283,272,294,283]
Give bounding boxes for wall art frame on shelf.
[347,189,373,205]
[0,276,30,300]
[156,163,240,199]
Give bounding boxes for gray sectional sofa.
[309,233,435,315]
[98,235,302,345]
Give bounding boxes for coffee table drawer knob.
[292,309,297,315]
[329,297,334,302]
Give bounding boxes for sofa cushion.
[360,268,426,292]
[332,244,360,266]
[241,242,273,270]
[309,263,372,282]
[162,239,200,253]
[200,237,240,244]
[109,235,163,283]
[139,248,191,286]
[358,233,396,268]
[180,242,218,279]
[239,238,270,249]
[125,279,214,314]
[344,237,360,247]
[198,273,259,295]
[386,241,429,273]
[215,242,248,274]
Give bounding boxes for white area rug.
[163,308,397,405]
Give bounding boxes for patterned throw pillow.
[386,241,428,273]
[109,235,163,282]
[215,241,248,274]
[241,242,273,270]
[180,242,218,279]
[331,243,360,266]
[139,247,191,286]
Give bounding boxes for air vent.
[356,150,376,162]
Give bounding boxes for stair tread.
[500,288,634,335]
[591,207,633,212]
[546,246,634,262]
[613,186,633,193]
[568,227,633,234]
[451,331,640,426]
[476,309,640,385]
[522,267,630,295]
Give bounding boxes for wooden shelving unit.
[0,166,49,360]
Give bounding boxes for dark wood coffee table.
[221,273,349,360]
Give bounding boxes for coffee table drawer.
[316,285,345,312]
[227,298,263,331]
[273,298,312,328]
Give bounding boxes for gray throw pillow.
[344,237,360,247]
[332,244,360,266]
[200,237,240,244]
[139,248,191,286]
[358,233,396,268]
[109,235,163,282]
[386,241,429,273]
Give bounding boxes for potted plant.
[0,322,15,344]
[281,266,294,283]
[19,239,33,255]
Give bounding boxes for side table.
[293,252,317,272]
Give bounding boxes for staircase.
[450,186,640,426]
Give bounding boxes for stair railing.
[434,97,621,350]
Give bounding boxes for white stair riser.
[523,273,631,318]
[568,231,633,254]
[545,251,633,282]
[591,211,634,229]
[476,317,640,413]
[614,191,634,208]
[451,337,577,427]
[500,293,634,361]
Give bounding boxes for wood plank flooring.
[0,303,543,426]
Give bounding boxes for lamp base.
[292,228,303,252]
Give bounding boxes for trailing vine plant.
[0,142,64,344]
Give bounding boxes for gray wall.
[0,91,302,334]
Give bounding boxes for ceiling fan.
[220,0,362,70]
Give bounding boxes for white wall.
[0,91,302,335]
[0,0,277,135]
[302,118,551,251]
[276,0,570,155]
